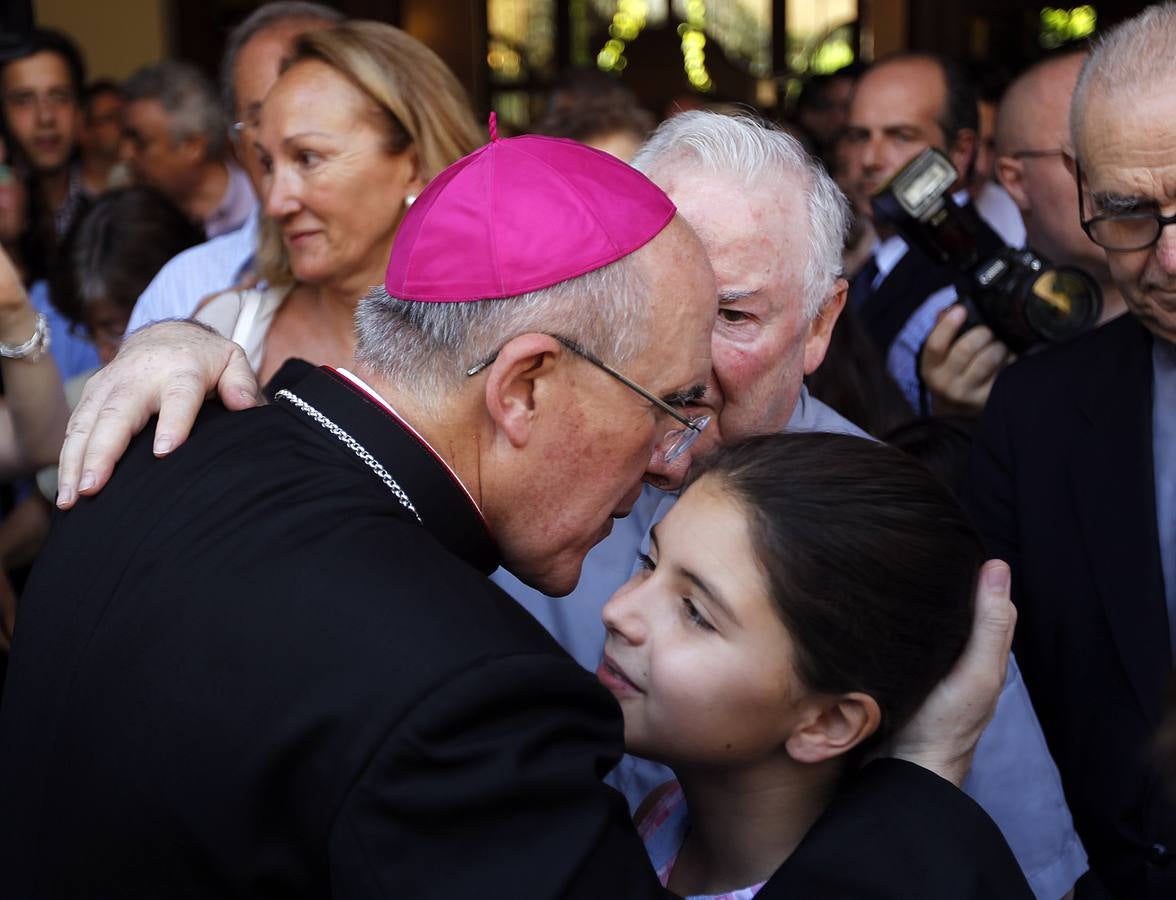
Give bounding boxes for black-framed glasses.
[1011,148,1067,160]
[1076,157,1176,251]
[466,334,710,464]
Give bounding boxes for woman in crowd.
[195,21,482,388]
[598,432,986,898]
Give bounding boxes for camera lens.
[1025,267,1102,341]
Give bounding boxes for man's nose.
[34,96,55,125]
[1155,221,1176,276]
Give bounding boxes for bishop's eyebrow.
[662,383,707,408]
[719,288,758,305]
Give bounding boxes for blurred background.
[6,0,1142,130]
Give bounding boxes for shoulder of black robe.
[758,759,1034,899]
[0,365,673,899]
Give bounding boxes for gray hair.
[632,110,849,320]
[123,61,228,159]
[219,1,345,119]
[354,251,650,410]
[1071,3,1176,156]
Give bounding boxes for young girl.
[596,432,982,899]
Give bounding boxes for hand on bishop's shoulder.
[56,320,261,509]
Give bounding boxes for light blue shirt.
[1153,337,1176,656]
[494,388,1086,899]
[127,207,259,333]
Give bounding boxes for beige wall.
[35,0,167,82]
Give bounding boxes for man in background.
[967,7,1176,894]
[121,59,255,239]
[0,28,86,240]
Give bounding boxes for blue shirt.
[127,208,259,333]
[29,280,99,380]
[1153,337,1176,656]
[494,388,1087,899]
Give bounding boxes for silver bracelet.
[0,312,51,362]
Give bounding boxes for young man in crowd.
[0,28,87,241]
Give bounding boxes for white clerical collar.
[334,367,484,516]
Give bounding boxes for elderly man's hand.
[56,321,261,509]
[919,305,1013,417]
[890,560,1016,786]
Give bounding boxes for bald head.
[994,49,1110,287]
[996,52,1085,158]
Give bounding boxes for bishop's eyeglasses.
[466,334,710,464]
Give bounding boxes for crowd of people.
[0,1,1171,898]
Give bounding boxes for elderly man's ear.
[995,156,1029,211]
[481,333,564,449]
[803,278,848,375]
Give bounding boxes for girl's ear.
[785,692,882,764]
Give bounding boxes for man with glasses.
[967,7,1176,896]
[127,2,344,332]
[119,61,254,240]
[919,49,1127,417]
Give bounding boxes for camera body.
[870,147,1101,354]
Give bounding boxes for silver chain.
[276,389,423,524]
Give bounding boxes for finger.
[152,367,216,456]
[215,345,263,411]
[947,323,999,366]
[961,340,1013,389]
[57,376,113,508]
[921,305,969,365]
[75,378,161,497]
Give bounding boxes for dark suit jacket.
[0,365,1030,898]
[966,314,1176,898]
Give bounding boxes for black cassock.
[0,364,1030,898]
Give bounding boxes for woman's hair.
[695,432,982,752]
[255,20,483,286]
[52,187,204,323]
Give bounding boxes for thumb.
[968,560,1016,676]
[216,345,263,411]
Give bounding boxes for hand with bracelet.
[0,242,68,475]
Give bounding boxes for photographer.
[920,51,1125,416]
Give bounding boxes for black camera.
[870,147,1101,354]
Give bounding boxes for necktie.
[848,255,880,313]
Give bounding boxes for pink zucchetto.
[384,113,676,302]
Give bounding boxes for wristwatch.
[0,312,51,362]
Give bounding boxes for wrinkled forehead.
[666,168,808,307]
[1078,88,1176,196]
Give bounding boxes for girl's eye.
[682,597,715,632]
[636,551,656,571]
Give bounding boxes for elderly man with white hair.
[967,5,1176,897]
[498,111,1086,900]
